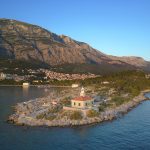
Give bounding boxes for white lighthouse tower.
[80,87,85,97]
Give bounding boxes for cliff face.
[0,18,108,66]
[0,18,150,72]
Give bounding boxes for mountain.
[0,18,150,74]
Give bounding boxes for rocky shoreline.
[8,90,150,127]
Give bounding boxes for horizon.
[0,0,150,61]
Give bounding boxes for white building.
[71,87,94,109]
[71,84,79,88]
[145,74,150,79]
[0,72,6,80]
[22,82,30,87]
[63,87,99,114]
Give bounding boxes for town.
[0,68,100,84]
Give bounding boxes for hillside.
[0,18,150,74]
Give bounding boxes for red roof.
[73,96,92,101]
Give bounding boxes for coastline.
[8,89,150,127]
[0,85,71,87]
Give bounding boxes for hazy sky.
[0,0,150,60]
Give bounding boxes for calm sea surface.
[0,86,150,150]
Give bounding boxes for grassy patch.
[87,110,99,118]
[36,113,45,119]
[98,102,113,112]
[61,97,71,106]
[45,115,55,121]
[70,111,83,120]
[111,96,130,106]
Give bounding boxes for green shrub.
[70,111,82,120]
[45,115,55,121]
[48,107,60,113]
[87,110,99,118]
[36,113,45,119]
[61,97,71,106]
[60,110,69,117]
[111,96,130,106]
[98,102,113,112]
[99,103,106,112]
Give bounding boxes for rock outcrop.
[8,90,150,127]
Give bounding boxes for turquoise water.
[0,87,150,150]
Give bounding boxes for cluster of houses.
[27,68,99,81]
[0,68,99,83]
[0,72,24,81]
[44,70,99,81]
[0,72,27,82]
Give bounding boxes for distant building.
[33,80,39,83]
[0,72,6,80]
[5,74,13,80]
[102,81,109,84]
[145,74,150,79]
[23,82,30,87]
[71,84,79,88]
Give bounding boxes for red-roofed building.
[71,87,94,109]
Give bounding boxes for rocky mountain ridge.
[0,18,150,73]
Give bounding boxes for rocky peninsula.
[8,88,150,127]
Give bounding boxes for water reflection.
[23,86,29,97]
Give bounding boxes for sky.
[0,0,150,60]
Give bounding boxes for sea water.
[0,86,150,150]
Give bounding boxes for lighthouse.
[80,87,85,97]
